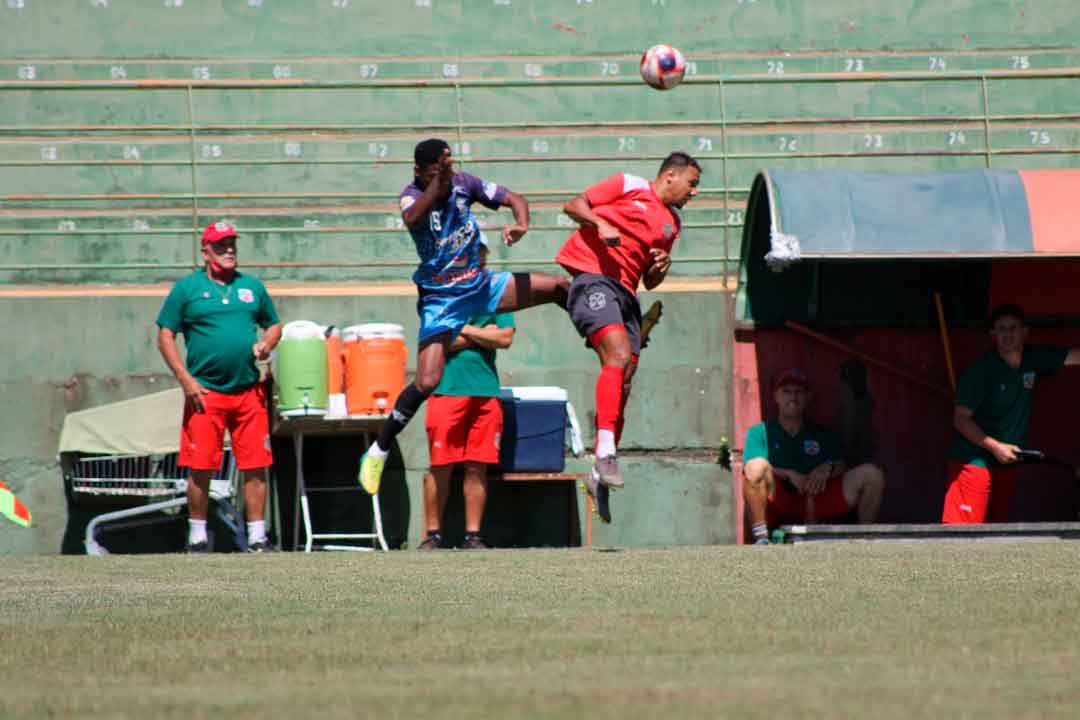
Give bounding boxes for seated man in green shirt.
[419,238,515,550]
[943,303,1080,524]
[742,368,887,544]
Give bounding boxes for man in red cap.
[741,368,886,544]
[156,221,282,553]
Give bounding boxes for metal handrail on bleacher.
[3,63,1080,283]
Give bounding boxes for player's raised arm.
[403,148,453,229]
[500,190,530,245]
[563,194,621,246]
[643,248,672,290]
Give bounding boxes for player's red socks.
[595,365,624,433]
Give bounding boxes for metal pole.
[185,85,200,268]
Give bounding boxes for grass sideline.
[3,544,1080,719]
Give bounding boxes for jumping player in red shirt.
[556,151,701,523]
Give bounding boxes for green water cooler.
[275,320,328,416]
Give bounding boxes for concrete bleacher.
[3,1,1080,552]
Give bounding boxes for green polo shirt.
[743,418,843,474]
[434,312,515,398]
[156,270,280,394]
[947,345,1067,467]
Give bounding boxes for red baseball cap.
[202,221,237,246]
[773,367,809,392]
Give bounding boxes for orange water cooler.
[343,323,407,416]
[324,326,347,418]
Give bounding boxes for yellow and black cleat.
[639,300,664,350]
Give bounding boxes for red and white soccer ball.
[640,44,687,90]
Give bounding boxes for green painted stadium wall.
[2,0,1080,553]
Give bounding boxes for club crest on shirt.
[587,291,607,311]
[803,440,821,456]
[237,288,255,303]
[1023,371,1036,389]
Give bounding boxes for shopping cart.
[66,449,243,555]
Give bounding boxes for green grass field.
[4,543,1080,719]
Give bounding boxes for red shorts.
[180,384,272,471]
[941,461,1016,524]
[767,472,850,527]
[425,395,503,467]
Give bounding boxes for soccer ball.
[640,44,687,90]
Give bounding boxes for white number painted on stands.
[576,0,593,5]
[451,141,472,156]
[531,139,550,154]
[556,214,575,227]
[164,0,183,7]
[494,0,511,5]
[17,65,36,80]
[600,62,619,76]
[385,216,405,230]
[696,137,713,152]
[1011,55,1030,70]
[122,145,141,160]
[368,142,389,157]
[948,131,967,146]
[110,66,127,79]
[929,56,947,71]
[192,66,211,80]
[284,142,303,157]
[58,221,77,232]
[272,65,292,79]
[845,58,865,72]
[727,210,745,225]
[684,61,698,77]
[331,0,349,7]
[91,0,109,7]
[304,219,321,229]
[618,137,637,152]
[767,60,784,75]
[201,144,223,158]
[40,146,58,161]
[443,63,459,78]
[133,219,151,231]
[1029,130,1051,145]
[864,133,884,148]
[358,64,379,78]
[6,0,26,8]
[247,0,263,6]
[416,0,431,6]
[524,63,543,77]
[651,0,666,6]
[778,137,797,151]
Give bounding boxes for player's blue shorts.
[416,270,511,343]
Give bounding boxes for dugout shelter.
[733,168,1080,542]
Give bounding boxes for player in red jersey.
[556,151,701,522]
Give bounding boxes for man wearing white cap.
[156,221,282,553]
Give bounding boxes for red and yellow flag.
[0,479,31,528]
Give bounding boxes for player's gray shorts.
[566,272,642,354]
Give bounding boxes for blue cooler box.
[498,386,568,472]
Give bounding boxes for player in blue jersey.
[359,138,569,494]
